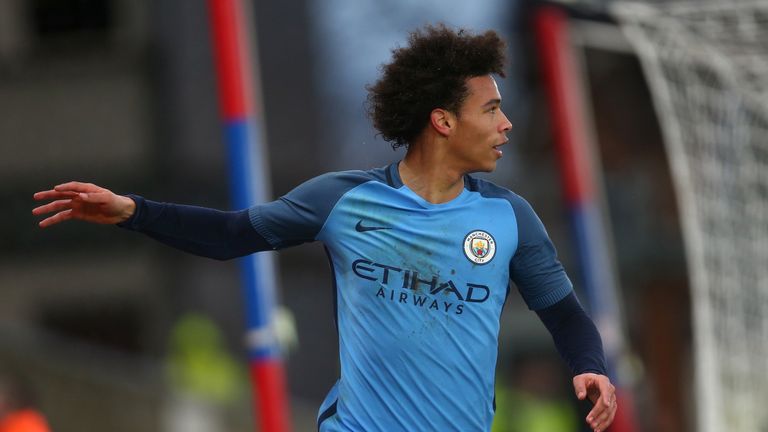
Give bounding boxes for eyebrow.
[482,98,502,108]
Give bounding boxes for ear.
[429,108,455,137]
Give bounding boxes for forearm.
[535,292,607,376]
[117,195,272,260]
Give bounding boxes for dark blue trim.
[317,400,338,430]
[323,246,340,334]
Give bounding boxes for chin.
[468,162,497,174]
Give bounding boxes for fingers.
[586,394,610,430]
[33,181,106,202]
[32,199,74,217]
[573,373,617,432]
[53,181,106,194]
[38,209,73,228]
[33,183,112,228]
[587,393,617,432]
[602,394,617,430]
[33,182,123,229]
[585,380,616,432]
[599,378,615,407]
[573,375,588,400]
[33,190,79,201]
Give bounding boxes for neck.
[399,138,465,204]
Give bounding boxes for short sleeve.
[248,171,373,250]
[508,196,573,310]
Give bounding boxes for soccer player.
[33,24,617,432]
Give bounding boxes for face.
[446,75,512,173]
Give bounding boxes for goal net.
[611,2,768,432]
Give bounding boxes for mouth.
[492,140,508,157]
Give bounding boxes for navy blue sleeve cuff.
[116,194,145,230]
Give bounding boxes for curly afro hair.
[366,24,506,150]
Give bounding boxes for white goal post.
[612,2,768,432]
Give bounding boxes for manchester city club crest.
[463,230,496,264]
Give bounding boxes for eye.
[488,106,498,114]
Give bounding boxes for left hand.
[33,181,136,228]
[573,372,617,432]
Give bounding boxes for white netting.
[612,2,768,432]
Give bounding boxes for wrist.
[120,195,137,222]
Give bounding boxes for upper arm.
[508,196,573,310]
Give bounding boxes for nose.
[499,110,513,132]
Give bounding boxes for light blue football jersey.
[249,162,573,431]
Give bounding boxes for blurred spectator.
[164,313,247,432]
[166,313,246,404]
[0,372,50,432]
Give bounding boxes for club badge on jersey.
[463,230,496,264]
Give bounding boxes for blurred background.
[3,0,763,431]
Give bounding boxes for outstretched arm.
[536,292,617,432]
[33,181,271,260]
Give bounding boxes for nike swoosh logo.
[355,220,392,232]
